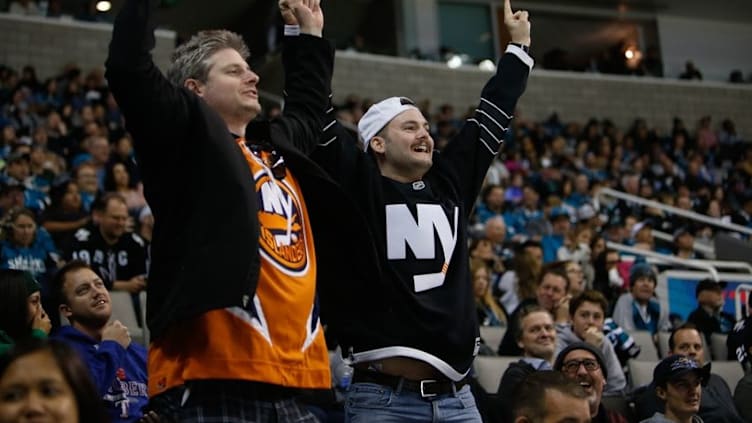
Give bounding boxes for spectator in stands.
[0,183,26,218]
[565,260,587,297]
[673,226,702,259]
[541,206,569,263]
[630,219,655,251]
[1,151,48,214]
[555,290,627,394]
[496,240,543,316]
[52,260,148,422]
[73,163,99,212]
[511,371,591,423]
[505,184,544,241]
[726,293,752,369]
[687,279,734,348]
[471,258,505,328]
[635,323,744,422]
[496,307,557,421]
[730,190,752,229]
[103,159,147,217]
[612,262,670,335]
[679,61,703,80]
[40,179,90,254]
[65,193,147,294]
[0,207,60,285]
[566,174,592,209]
[499,265,570,356]
[734,373,752,422]
[641,355,709,423]
[554,342,628,422]
[106,0,337,420]
[484,215,511,260]
[474,184,507,224]
[558,222,593,264]
[311,1,531,418]
[0,269,50,355]
[0,338,110,423]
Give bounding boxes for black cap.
[554,342,608,380]
[653,355,710,387]
[695,278,727,297]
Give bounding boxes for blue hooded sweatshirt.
[55,325,148,422]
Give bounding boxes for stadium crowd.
[1,0,752,421]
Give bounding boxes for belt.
[352,369,469,399]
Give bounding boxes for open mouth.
[578,380,593,391]
[92,299,107,307]
[412,144,430,153]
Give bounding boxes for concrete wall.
[332,50,752,138]
[0,13,175,79]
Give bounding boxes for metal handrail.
[595,188,752,236]
[606,241,720,281]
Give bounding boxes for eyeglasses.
[562,359,600,374]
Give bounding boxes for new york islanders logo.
[255,171,309,275]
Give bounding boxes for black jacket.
[105,0,341,339]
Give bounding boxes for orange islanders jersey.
[148,139,330,395]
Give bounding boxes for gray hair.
[166,30,250,87]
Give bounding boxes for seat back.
[711,361,744,391]
[711,333,729,361]
[628,360,657,390]
[109,291,144,345]
[473,356,520,393]
[480,326,506,351]
[632,331,660,361]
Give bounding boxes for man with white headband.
[312,0,532,421]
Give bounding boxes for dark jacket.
[105,0,339,340]
[635,373,744,423]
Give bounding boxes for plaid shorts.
[150,381,320,423]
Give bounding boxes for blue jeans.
[345,382,481,423]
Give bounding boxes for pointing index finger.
[504,0,513,19]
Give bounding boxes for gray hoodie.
[555,324,627,394]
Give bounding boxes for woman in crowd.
[0,208,60,285]
[472,258,506,327]
[0,269,50,355]
[0,338,109,422]
[41,180,89,253]
[103,159,147,218]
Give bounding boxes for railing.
[606,241,720,281]
[595,188,752,237]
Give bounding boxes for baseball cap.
[549,206,570,221]
[553,342,608,379]
[577,203,597,221]
[630,219,653,239]
[673,225,693,240]
[358,96,420,151]
[653,355,710,387]
[695,278,727,297]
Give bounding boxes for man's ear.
[59,303,72,319]
[656,385,667,401]
[370,136,386,154]
[184,78,204,96]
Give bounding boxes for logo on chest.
[255,173,308,274]
[385,204,458,292]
